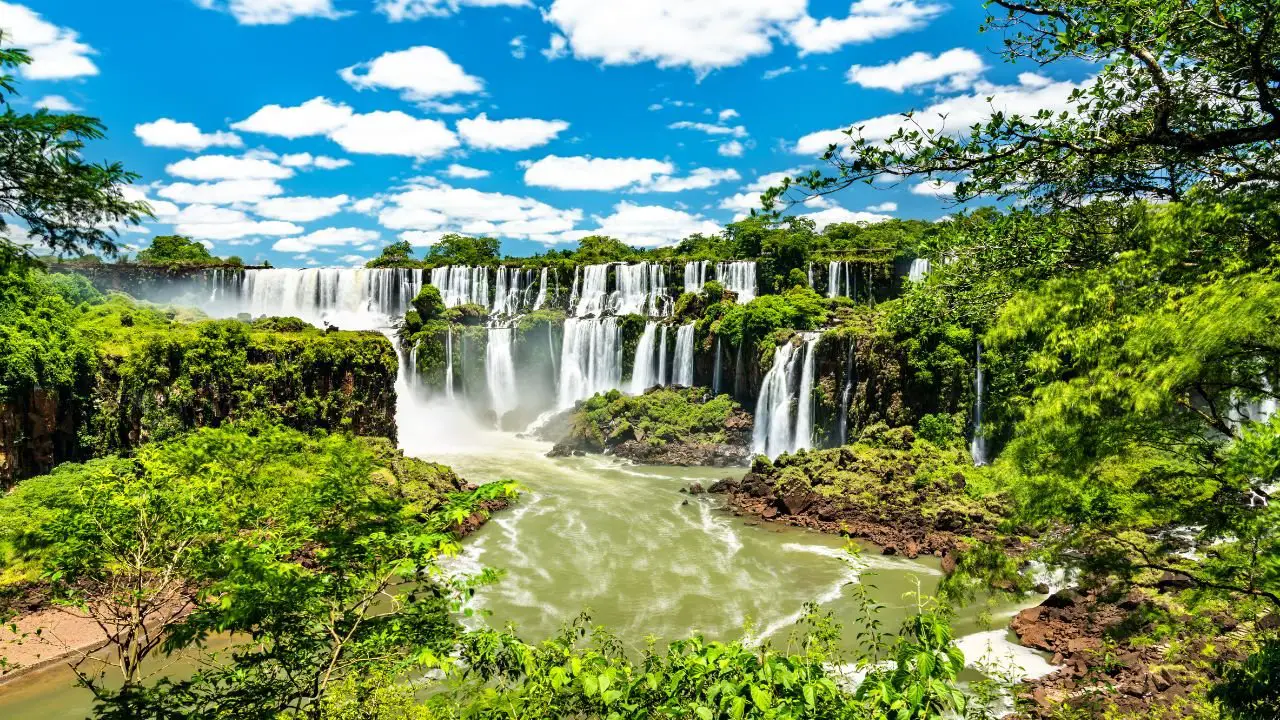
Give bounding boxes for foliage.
[715,286,829,353]
[367,241,421,269]
[135,235,216,266]
[0,268,99,398]
[775,0,1280,211]
[412,285,445,322]
[0,421,518,717]
[567,387,745,450]
[1211,638,1280,720]
[0,41,148,266]
[427,234,500,266]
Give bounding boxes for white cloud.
[328,111,459,158]
[378,180,583,243]
[847,48,986,92]
[158,179,285,205]
[339,254,367,264]
[788,1,945,55]
[718,192,759,214]
[794,75,1091,156]
[910,179,958,198]
[542,33,569,60]
[638,167,740,193]
[376,0,530,21]
[172,204,303,240]
[0,2,98,79]
[543,0,940,73]
[255,194,349,222]
[457,113,568,151]
[120,187,180,222]
[867,201,898,212]
[34,94,79,111]
[272,227,379,252]
[341,46,483,103]
[510,35,527,59]
[134,119,244,151]
[192,0,348,25]
[523,155,673,191]
[803,206,893,230]
[166,154,293,181]
[232,97,354,139]
[669,120,748,138]
[718,109,739,122]
[717,140,744,157]
[279,152,352,170]
[399,230,446,246]
[745,168,804,193]
[579,202,722,248]
[444,163,491,179]
[762,65,799,80]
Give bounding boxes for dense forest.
[2,2,1279,719]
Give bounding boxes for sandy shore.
[0,607,109,684]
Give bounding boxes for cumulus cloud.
[668,120,748,138]
[0,2,98,79]
[272,227,379,252]
[134,119,244,151]
[910,179,959,198]
[191,0,348,25]
[523,155,673,191]
[279,152,352,170]
[444,164,491,179]
[762,65,800,80]
[542,33,570,60]
[794,74,1091,156]
[171,204,303,240]
[34,94,79,111]
[509,35,527,59]
[717,140,744,157]
[802,206,893,230]
[718,109,739,122]
[166,154,294,181]
[377,179,583,244]
[542,0,942,74]
[576,202,722,248]
[328,111,459,158]
[637,167,740,193]
[847,48,986,92]
[375,0,530,21]
[254,194,349,222]
[232,97,355,139]
[340,46,483,103]
[457,113,568,151]
[157,179,285,205]
[867,201,898,212]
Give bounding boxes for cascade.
[657,324,669,386]
[614,263,650,315]
[806,263,814,288]
[444,329,455,400]
[712,337,723,395]
[753,341,802,459]
[491,267,527,317]
[557,317,622,408]
[531,267,549,310]
[430,266,489,308]
[970,341,989,466]
[837,342,855,445]
[827,261,845,298]
[575,264,610,316]
[228,268,422,328]
[908,258,931,283]
[648,263,668,316]
[672,324,695,386]
[684,260,709,294]
[630,322,659,394]
[569,266,582,310]
[792,334,819,452]
[485,327,519,426]
[716,261,758,303]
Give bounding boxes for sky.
[1,0,1092,267]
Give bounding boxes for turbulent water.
[753,335,821,459]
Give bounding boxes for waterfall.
[430,266,489,308]
[491,267,525,317]
[712,337,723,395]
[672,324,695,386]
[648,263,667,316]
[827,261,843,298]
[657,324,669,386]
[908,258,931,283]
[575,264,610,316]
[753,341,802,459]
[444,329,455,400]
[557,317,622,408]
[792,335,819,452]
[630,322,659,394]
[224,268,423,329]
[970,341,989,466]
[485,327,518,426]
[531,267,548,310]
[569,265,582,310]
[684,260,709,294]
[806,263,814,288]
[613,263,648,315]
[838,342,855,445]
[716,261,758,303]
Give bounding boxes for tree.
[426,234,500,266]
[411,284,444,321]
[0,41,148,267]
[136,235,214,265]
[774,0,1280,211]
[367,240,416,268]
[571,235,635,264]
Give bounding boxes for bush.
[917,413,961,444]
[412,284,445,321]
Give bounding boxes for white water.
[970,341,989,466]
[558,317,622,408]
[431,266,489,309]
[672,324,695,386]
[754,341,801,459]
[223,268,423,329]
[491,267,526,317]
[838,342,855,445]
[630,322,659,394]
[793,334,819,452]
[827,261,846,299]
[531,268,548,311]
[684,260,709,294]
[444,329,456,400]
[712,337,723,395]
[485,327,518,426]
[574,264,610,316]
[717,261,758,303]
[908,258,931,283]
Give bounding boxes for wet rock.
[688,482,705,495]
[707,478,739,494]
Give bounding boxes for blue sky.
[2,0,1091,267]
